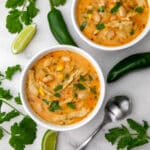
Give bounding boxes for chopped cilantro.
[110,2,122,13]
[98,5,105,12]
[90,87,97,94]
[42,99,50,105]
[80,22,87,31]
[54,84,63,92]
[49,101,61,112]
[54,93,61,97]
[130,29,135,35]
[67,102,75,109]
[80,75,86,82]
[96,23,105,30]
[75,83,86,90]
[135,7,144,13]
[74,93,78,98]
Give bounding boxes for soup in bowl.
[72,0,150,50]
[20,45,105,131]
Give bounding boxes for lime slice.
[11,24,37,54]
[42,130,58,150]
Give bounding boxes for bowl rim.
[71,0,150,51]
[20,45,105,131]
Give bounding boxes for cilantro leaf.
[21,2,39,25]
[54,93,61,97]
[51,0,67,7]
[54,84,63,92]
[75,83,86,90]
[117,136,132,150]
[127,119,147,135]
[6,9,23,33]
[0,128,4,140]
[6,0,25,8]
[14,94,22,105]
[105,126,129,145]
[21,11,32,25]
[90,87,97,94]
[27,1,39,18]
[0,87,12,100]
[111,2,122,13]
[80,75,86,82]
[127,138,148,150]
[105,119,150,150]
[98,5,105,12]
[80,22,87,31]
[135,7,144,13]
[0,110,20,124]
[5,64,21,80]
[67,102,75,109]
[96,23,105,30]
[5,0,39,33]
[9,116,37,150]
[49,101,61,112]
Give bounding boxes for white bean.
[43,75,54,82]
[78,91,89,100]
[119,6,127,17]
[93,30,99,35]
[93,14,101,22]
[61,56,71,62]
[104,30,115,40]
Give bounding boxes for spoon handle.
[76,116,110,150]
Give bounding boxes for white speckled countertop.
[1,0,150,150]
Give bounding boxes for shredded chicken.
[28,70,38,96]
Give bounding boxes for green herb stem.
[0,126,10,135]
[1,99,25,116]
[22,0,28,11]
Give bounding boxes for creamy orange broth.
[26,50,100,125]
[76,0,149,46]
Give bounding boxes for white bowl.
[71,0,150,51]
[20,45,105,131]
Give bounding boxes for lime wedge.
[11,24,37,54]
[42,130,58,150]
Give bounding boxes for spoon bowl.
[76,95,132,150]
[105,95,132,121]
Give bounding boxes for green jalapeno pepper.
[47,0,77,46]
[107,53,150,83]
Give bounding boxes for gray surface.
[0,0,150,149]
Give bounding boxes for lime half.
[42,130,58,150]
[11,24,37,54]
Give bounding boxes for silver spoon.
[76,95,132,150]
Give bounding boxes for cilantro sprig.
[0,65,21,84]
[105,119,150,150]
[0,65,37,150]
[9,116,37,150]
[6,0,39,33]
